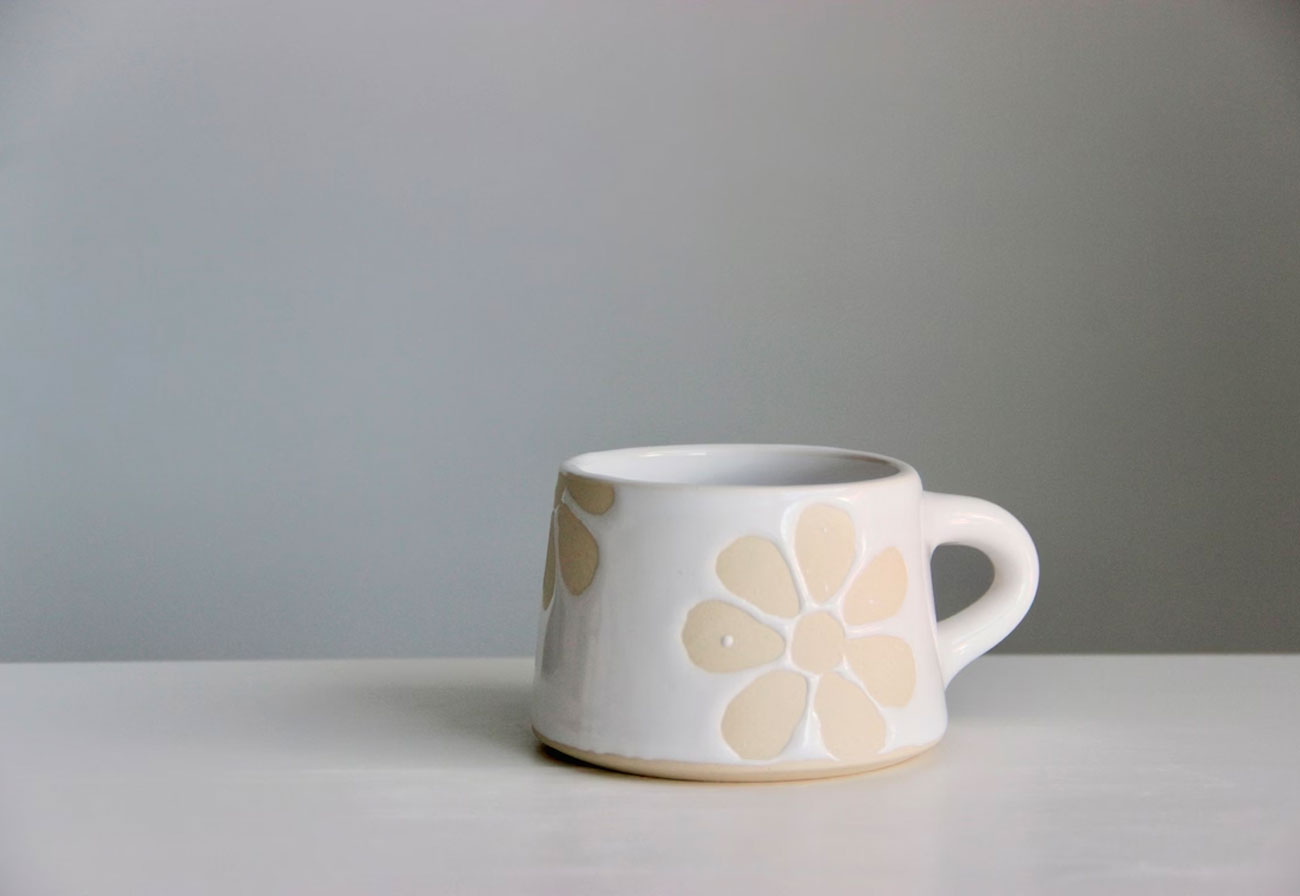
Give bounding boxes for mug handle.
[922,492,1040,686]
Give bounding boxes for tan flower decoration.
[681,504,915,762]
[542,473,615,609]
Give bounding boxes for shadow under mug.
[532,444,1038,782]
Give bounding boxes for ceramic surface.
[531,445,1038,781]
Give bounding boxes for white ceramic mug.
[532,444,1038,781]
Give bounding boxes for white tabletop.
[1,656,1296,895]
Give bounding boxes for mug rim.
[561,443,918,491]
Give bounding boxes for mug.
[532,444,1038,781]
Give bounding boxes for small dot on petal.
[682,601,786,674]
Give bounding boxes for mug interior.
[566,445,903,487]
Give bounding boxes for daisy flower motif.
[542,473,615,608]
[681,504,916,762]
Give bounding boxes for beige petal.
[556,504,599,595]
[843,547,908,625]
[552,474,566,509]
[564,474,615,515]
[790,612,846,675]
[682,600,786,673]
[542,515,557,609]
[795,504,857,604]
[715,536,800,618]
[844,635,916,707]
[814,672,886,761]
[722,670,808,760]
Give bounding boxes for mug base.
[534,729,937,782]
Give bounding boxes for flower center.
[791,612,845,674]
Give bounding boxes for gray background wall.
[2,0,1298,661]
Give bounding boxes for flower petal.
[790,612,845,675]
[542,515,557,609]
[844,635,916,707]
[552,474,566,509]
[715,536,800,618]
[682,600,786,673]
[721,670,807,760]
[556,504,599,595]
[843,547,907,625]
[564,474,615,515]
[795,504,856,604]
[814,672,886,760]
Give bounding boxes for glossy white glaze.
[531,445,1039,775]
